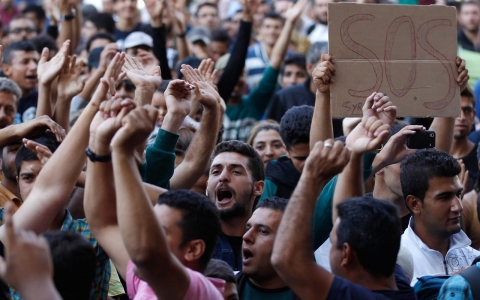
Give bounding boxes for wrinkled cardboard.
[328,3,459,118]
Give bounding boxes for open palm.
[123,55,162,91]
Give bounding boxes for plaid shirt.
[0,209,111,300]
[437,263,480,300]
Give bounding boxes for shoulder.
[326,276,387,300]
[184,268,224,300]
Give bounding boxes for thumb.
[41,48,49,62]
[91,78,110,107]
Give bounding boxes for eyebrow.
[20,171,35,177]
[436,189,463,199]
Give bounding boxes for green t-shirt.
[241,280,295,300]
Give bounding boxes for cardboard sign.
[328,3,459,118]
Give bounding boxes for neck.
[373,177,409,217]
[1,177,20,198]
[21,88,31,98]
[348,269,397,292]
[248,274,288,290]
[262,42,273,58]
[463,27,479,44]
[116,18,136,31]
[411,219,450,257]
[451,136,474,158]
[49,209,67,231]
[221,215,250,236]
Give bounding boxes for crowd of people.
[0,0,477,299]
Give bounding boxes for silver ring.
[324,142,333,148]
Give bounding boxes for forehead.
[198,5,217,13]
[0,92,16,105]
[425,176,461,197]
[283,64,306,73]
[211,152,250,168]
[10,18,35,28]
[461,3,480,12]
[248,208,283,230]
[288,143,310,155]
[11,50,39,62]
[20,160,43,174]
[460,95,474,107]
[254,129,282,143]
[154,204,183,227]
[262,18,282,26]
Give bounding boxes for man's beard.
[218,185,254,220]
[1,160,16,181]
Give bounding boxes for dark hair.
[261,12,285,26]
[30,34,58,54]
[255,196,288,212]
[400,149,460,210]
[42,231,96,300]
[461,86,476,106]
[15,135,60,175]
[175,127,196,158]
[210,140,265,182]
[157,190,221,269]
[115,79,135,92]
[211,28,231,46]
[336,197,401,278]
[279,105,313,149]
[85,32,116,52]
[247,120,281,146]
[195,3,218,17]
[3,41,36,64]
[22,4,46,23]
[86,13,116,35]
[204,259,236,283]
[281,54,306,75]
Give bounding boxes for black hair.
[211,28,231,46]
[22,4,46,23]
[42,231,96,300]
[3,40,36,65]
[336,197,401,278]
[30,34,58,54]
[86,13,116,35]
[261,12,285,26]
[210,140,265,182]
[204,259,236,283]
[247,120,281,146]
[175,127,196,158]
[85,32,116,53]
[400,149,461,211]
[115,79,135,92]
[280,54,307,75]
[195,3,218,17]
[15,135,60,175]
[255,196,288,212]
[157,190,221,269]
[279,105,313,149]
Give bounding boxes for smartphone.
[407,130,436,149]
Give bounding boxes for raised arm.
[111,105,190,300]
[272,139,350,300]
[54,55,86,131]
[169,65,222,190]
[430,56,469,153]
[122,55,163,106]
[269,0,308,69]
[170,0,190,60]
[310,54,335,149]
[0,54,123,240]
[0,116,65,148]
[333,114,391,221]
[56,0,77,52]
[36,41,70,118]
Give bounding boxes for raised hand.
[363,92,397,126]
[170,0,187,33]
[346,115,391,154]
[239,0,260,21]
[111,105,159,153]
[0,203,56,296]
[284,0,308,22]
[164,79,193,116]
[22,138,53,165]
[456,56,469,92]
[145,0,165,26]
[98,43,121,73]
[136,49,160,76]
[197,58,219,91]
[57,55,86,100]
[104,52,126,96]
[122,54,162,92]
[181,64,220,109]
[14,115,66,142]
[313,54,335,94]
[375,124,425,166]
[92,96,137,143]
[38,40,70,85]
[303,139,351,181]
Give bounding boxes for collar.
[405,217,472,252]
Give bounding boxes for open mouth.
[25,75,37,82]
[217,189,233,203]
[242,248,254,264]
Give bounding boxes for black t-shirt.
[226,235,243,271]
[326,265,417,300]
[460,144,478,193]
[458,29,475,51]
[17,90,38,123]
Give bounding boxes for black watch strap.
[86,147,111,162]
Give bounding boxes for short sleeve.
[183,268,224,300]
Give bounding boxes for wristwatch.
[85,147,111,162]
[61,8,76,21]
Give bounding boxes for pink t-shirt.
[126,260,225,300]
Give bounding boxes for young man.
[195,3,220,30]
[236,196,299,299]
[450,88,477,193]
[458,0,480,51]
[400,149,480,285]
[245,12,283,90]
[7,15,37,44]
[307,0,331,43]
[261,105,312,200]
[207,140,265,271]
[280,54,308,88]
[2,41,39,123]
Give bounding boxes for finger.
[91,78,110,107]
[132,57,144,71]
[36,146,53,158]
[373,92,384,101]
[70,55,77,74]
[369,120,385,137]
[321,139,335,156]
[40,47,49,63]
[321,54,333,63]
[364,92,376,111]
[323,61,336,75]
[4,202,15,249]
[144,104,159,124]
[457,69,468,84]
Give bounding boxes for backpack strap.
[459,264,480,299]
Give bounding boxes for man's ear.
[340,242,352,267]
[2,64,11,78]
[406,195,421,215]
[184,239,206,264]
[253,180,265,197]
